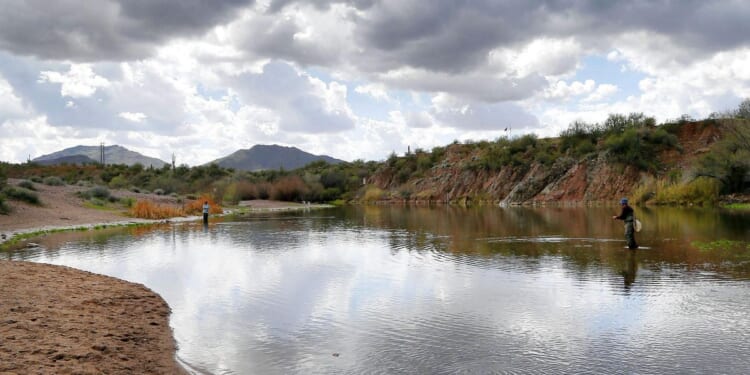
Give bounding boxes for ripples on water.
[8,207,750,374]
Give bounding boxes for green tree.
[737,98,750,119]
[695,120,750,193]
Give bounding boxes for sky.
[1,0,749,166]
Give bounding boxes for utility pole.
[100,142,105,165]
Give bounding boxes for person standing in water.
[612,197,638,249]
[202,201,209,224]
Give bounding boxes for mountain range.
[32,144,343,171]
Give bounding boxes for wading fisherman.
[612,197,638,249]
[203,201,210,224]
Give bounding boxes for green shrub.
[119,197,135,208]
[603,126,679,172]
[0,196,9,214]
[43,176,65,186]
[79,186,110,200]
[153,188,165,195]
[2,186,41,205]
[363,187,386,201]
[108,175,128,189]
[18,180,36,190]
[89,198,106,206]
[30,176,43,183]
[652,177,720,205]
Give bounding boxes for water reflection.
[5,206,750,374]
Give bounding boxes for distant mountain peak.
[209,144,344,171]
[33,145,167,167]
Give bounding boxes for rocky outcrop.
[365,121,726,205]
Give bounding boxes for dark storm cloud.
[0,0,254,61]
[234,13,340,67]
[267,0,376,13]
[260,0,750,74]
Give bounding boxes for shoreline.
[0,260,186,374]
[0,196,331,374]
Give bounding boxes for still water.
[6,206,750,374]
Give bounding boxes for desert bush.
[2,186,41,205]
[108,175,128,189]
[602,126,678,172]
[120,197,136,208]
[76,180,92,187]
[43,176,64,186]
[30,176,43,183]
[363,187,386,202]
[130,200,184,219]
[0,196,9,214]
[89,186,111,199]
[18,180,36,191]
[736,98,750,119]
[153,188,165,195]
[89,198,106,207]
[652,177,720,205]
[270,176,309,201]
[694,119,750,194]
[130,186,141,193]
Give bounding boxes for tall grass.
[130,200,184,219]
[632,175,720,206]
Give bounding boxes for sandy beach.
[0,261,185,374]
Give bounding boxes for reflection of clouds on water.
[11,207,750,374]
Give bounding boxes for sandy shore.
[0,260,184,374]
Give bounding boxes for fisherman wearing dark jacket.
[612,197,638,249]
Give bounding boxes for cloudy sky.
[1,0,749,165]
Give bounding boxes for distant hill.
[209,144,344,171]
[33,145,167,167]
[34,154,99,166]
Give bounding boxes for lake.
[6,205,750,374]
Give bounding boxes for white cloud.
[544,80,596,100]
[583,84,619,103]
[491,37,583,78]
[119,112,147,123]
[0,75,28,119]
[355,83,392,102]
[38,64,110,98]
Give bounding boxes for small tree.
[694,120,750,193]
[737,98,750,119]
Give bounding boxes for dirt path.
[0,260,184,374]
